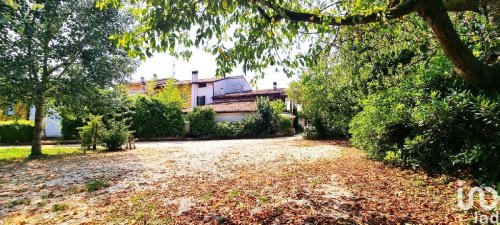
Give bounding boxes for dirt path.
[0,137,472,224]
[1,136,347,224]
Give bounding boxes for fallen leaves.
[0,138,478,224]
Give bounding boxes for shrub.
[132,96,185,138]
[349,68,500,181]
[240,113,265,136]
[278,116,294,136]
[0,120,34,143]
[188,107,216,137]
[213,122,245,138]
[256,97,277,134]
[78,116,103,151]
[270,100,285,114]
[61,116,85,140]
[100,119,130,150]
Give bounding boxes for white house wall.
[213,77,252,96]
[214,112,252,122]
[29,107,62,138]
[191,82,214,106]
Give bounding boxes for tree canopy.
[98,0,498,90]
[0,0,137,156]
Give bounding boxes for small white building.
[29,107,62,138]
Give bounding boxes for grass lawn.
[0,146,83,161]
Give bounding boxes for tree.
[0,0,136,157]
[270,100,285,114]
[155,78,184,108]
[256,97,277,135]
[98,0,498,90]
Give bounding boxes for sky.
[131,49,297,90]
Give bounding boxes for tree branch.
[257,0,484,26]
[419,0,500,89]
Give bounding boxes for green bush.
[78,116,103,150]
[349,69,500,181]
[256,97,277,134]
[239,113,265,136]
[132,96,185,138]
[188,107,216,137]
[61,116,85,140]
[278,116,294,136]
[302,127,322,140]
[0,120,34,143]
[213,122,245,138]
[100,119,130,150]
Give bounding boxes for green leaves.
[1,0,19,9]
[132,96,185,138]
[0,0,137,107]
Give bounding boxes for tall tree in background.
[155,78,185,108]
[98,0,498,90]
[0,0,136,157]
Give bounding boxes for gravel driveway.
[0,136,345,224]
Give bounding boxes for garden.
[1,0,499,223]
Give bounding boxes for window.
[198,83,207,88]
[196,96,206,106]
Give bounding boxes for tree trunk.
[30,100,44,158]
[418,0,500,90]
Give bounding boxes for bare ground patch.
[1,137,473,224]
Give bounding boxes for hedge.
[61,116,85,140]
[278,116,294,136]
[188,107,216,138]
[131,96,185,138]
[0,120,34,143]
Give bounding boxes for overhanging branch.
[257,0,483,26]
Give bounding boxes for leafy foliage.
[78,116,103,151]
[188,101,293,139]
[269,100,285,115]
[155,78,185,108]
[349,56,500,180]
[100,119,130,150]
[132,96,185,138]
[188,107,216,138]
[61,116,85,140]
[239,113,265,137]
[0,120,34,143]
[287,10,500,181]
[277,116,293,136]
[0,0,137,154]
[256,97,277,135]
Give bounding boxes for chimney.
[220,87,224,95]
[153,74,157,80]
[140,77,145,84]
[273,82,277,90]
[192,70,199,82]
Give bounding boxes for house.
[126,71,253,109]
[204,85,287,122]
[127,70,289,123]
[1,104,62,138]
